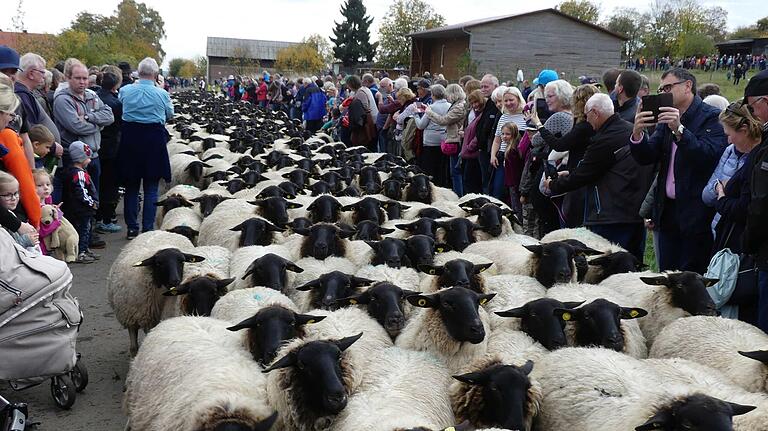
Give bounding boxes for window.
[440,45,446,68]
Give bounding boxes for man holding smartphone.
[629,68,727,273]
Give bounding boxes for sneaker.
[74,252,95,264]
[127,229,139,240]
[85,250,101,260]
[89,233,106,249]
[96,222,122,233]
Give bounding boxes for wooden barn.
[206,37,297,82]
[408,8,626,82]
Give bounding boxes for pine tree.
[330,0,377,67]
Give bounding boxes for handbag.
[440,139,459,156]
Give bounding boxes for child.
[28,124,56,170]
[0,171,40,252]
[489,122,520,200]
[61,141,100,264]
[33,168,53,205]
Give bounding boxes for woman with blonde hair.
[488,86,526,200]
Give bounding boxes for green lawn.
[642,68,752,102]
[644,232,658,272]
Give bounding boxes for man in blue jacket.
[302,80,327,133]
[630,68,727,273]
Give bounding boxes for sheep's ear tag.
[479,298,488,305]
[629,309,640,318]
[167,288,178,296]
[349,299,358,305]
[429,269,436,275]
[418,298,428,307]
[306,319,316,324]
[561,312,572,321]
[445,428,456,431]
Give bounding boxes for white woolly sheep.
[229,244,299,291]
[160,207,202,244]
[168,153,209,190]
[123,316,276,431]
[482,275,547,330]
[650,315,768,393]
[211,286,298,324]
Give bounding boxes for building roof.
[0,31,56,50]
[206,37,298,60]
[716,38,768,46]
[407,8,627,41]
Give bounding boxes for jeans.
[377,128,388,153]
[74,217,91,254]
[587,223,646,263]
[489,156,505,201]
[477,150,491,194]
[657,199,713,273]
[124,178,159,232]
[449,155,463,197]
[758,270,768,334]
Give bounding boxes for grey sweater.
[53,86,114,155]
[415,99,449,147]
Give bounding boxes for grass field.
[642,68,753,102]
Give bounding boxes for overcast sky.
[1,0,762,68]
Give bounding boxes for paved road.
[3,214,131,431]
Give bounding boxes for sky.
[1,0,763,69]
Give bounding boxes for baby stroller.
[0,229,88,410]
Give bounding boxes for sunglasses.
[742,96,767,115]
[657,80,687,94]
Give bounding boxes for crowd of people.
[0,44,173,264]
[624,53,767,75]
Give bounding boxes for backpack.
[401,117,418,161]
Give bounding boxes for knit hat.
[537,69,558,87]
[69,141,92,163]
[0,45,20,70]
[744,69,768,98]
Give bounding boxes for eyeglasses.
[657,80,687,94]
[0,191,20,200]
[743,96,767,114]
[0,111,18,121]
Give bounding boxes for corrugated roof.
[206,37,299,60]
[715,39,759,46]
[407,8,627,41]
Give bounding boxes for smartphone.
[536,98,550,122]
[641,93,673,122]
[415,101,424,110]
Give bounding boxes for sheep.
[329,347,455,431]
[292,223,358,261]
[292,271,375,312]
[418,259,495,294]
[161,275,234,317]
[123,316,277,431]
[396,287,495,373]
[168,153,209,189]
[160,207,202,244]
[450,358,541,431]
[600,271,718,345]
[229,218,286,248]
[434,218,481,252]
[106,231,203,355]
[166,142,196,157]
[229,245,302,291]
[466,204,518,242]
[184,245,231,280]
[650,315,768,393]
[404,174,459,204]
[336,281,419,339]
[190,191,233,218]
[197,199,261,251]
[481,275,548,331]
[211,286,299,324]
[531,347,756,431]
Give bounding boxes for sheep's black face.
[308,195,342,223]
[191,194,230,218]
[220,178,247,195]
[525,243,577,287]
[310,181,333,196]
[133,248,205,289]
[460,197,492,210]
[185,161,207,182]
[155,194,193,215]
[407,175,432,203]
[419,259,491,293]
[640,272,718,317]
[382,178,404,200]
[278,181,302,198]
[165,226,199,243]
[388,166,409,181]
[437,219,479,252]
[338,282,417,337]
[354,220,392,241]
[367,238,409,268]
[496,298,583,350]
[381,201,408,220]
[343,197,385,225]
[453,361,534,430]
[242,253,304,291]
[404,235,438,268]
[297,159,316,173]
[283,169,311,187]
[230,218,284,247]
[297,271,373,310]
[205,171,231,182]
[554,299,646,352]
[240,170,268,187]
[262,335,363,416]
[257,185,291,199]
[396,218,439,239]
[298,224,350,260]
[249,197,302,227]
[274,156,295,170]
[635,394,755,431]
[320,171,343,189]
[164,276,232,316]
[471,204,509,237]
[588,251,643,282]
[416,207,452,220]
[408,287,494,344]
[287,217,313,232]
[228,306,324,365]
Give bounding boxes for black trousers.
[657,198,713,274]
[96,157,120,224]
[418,146,448,188]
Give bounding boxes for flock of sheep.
[107,91,768,431]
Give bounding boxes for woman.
[268,79,283,111]
[423,83,467,193]
[413,84,449,187]
[393,87,417,147]
[461,89,485,194]
[345,75,377,151]
[703,102,763,254]
[490,87,526,201]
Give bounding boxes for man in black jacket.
[95,69,123,234]
[546,93,653,261]
[475,74,500,194]
[742,69,768,332]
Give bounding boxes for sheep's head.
[553,298,646,352]
[366,238,410,269]
[230,218,284,247]
[132,248,205,289]
[296,271,374,310]
[296,223,353,260]
[163,275,233,316]
[635,394,754,431]
[524,242,601,287]
[640,272,718,317]
[337,282,418,337]
[241,253,304,291]
[437,218,480,252]
[495,298,584,350]
[418,259,492,293]
[408,287,495,344]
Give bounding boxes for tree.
[275,43,325,75]
[11,0,25,31]
[758,16,768,32]
[304,34,334,68]
[228,46,259,77]
[194,56,208,77]
[557,0,601,24]
[376,0,445,69]
[330,0,377,67]
[168,58,187,77]
[114,0,167,61]
[604,7,646,59]
[729,16,768,39]
[178,61,197,78]
[456,50,478,77]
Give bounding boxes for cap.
[744,69,768,98]
[228,75,234,80]
[68,141,92,164]
[579,76,599,85]
[532,78,539,86]
[537,69,558,86]
[418,79,431,89]
[0,45,20,71]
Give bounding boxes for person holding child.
[60,141,99,263]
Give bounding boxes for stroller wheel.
[50,375,76,409]
[71,356,89,392]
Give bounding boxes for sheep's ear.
[227,314,260,331]
[738,350,768,365]
[395,223,413,231]
[519,359,535,375]
[562,301,585,309]
[286,202,303,209]
[163,283,190,296]
[216,278,235,292]
[417,264,444,276]
[524,245,543,256]
[284,261,304,273]
[407,294,438,309]
[729,402,757,416]
[183,253,206,263]
[701,277,719,287]
[452,369,489,385]
[364,240,379,250]
[262,351,297,373]
[640,276,669,286]
[400,289,420,299]
[296,280,321,291]
[435,243,452,253]
[335,332,363,351]
[254,412,279,431]
[495,306,525,318]
[337,227,356,239]
[474,262,493,273]
[340,203,356,211]
[306,201,316,211]
[294,314,326,327]
[189,196,203,202]
[266,222,285,232]
[587,255,612,267]
[351,276,375,287]
[573,245,603,256]
[154,198,168,206]
[620,307,648,320]
[399,204,411,211]
[378,227,396,235]
[553,308,580,322]
[477,293,495,306]
[133,256,156,267]
[337,292,368,306]
[229,221,245,231]
[635,409,673,431]
[242,260,259,279]
[248,199,264,207]
[292,227,310,236]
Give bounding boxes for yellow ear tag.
[445,428,456,431]
[436,247,445,253]
[429,269,436,275]
[479,298,488,305]
[307,319,316,324]
[349,299,358,305]
[561,312,572,321]
[418,298,427,307]
[629,310,640,318]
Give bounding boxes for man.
[118,62,133,89]
[416,79,432,104]
[95,68,123,234]
[614,69,642,123]
[53,58,114,248]
[602,67,621,95]
[15,53,63,165]
[638,75,651,98]
[630,67,727,273]
[117,57,173,239]
[475,74,500,194]
[0,45,35,169]
[375,77,393,153]
[301,78,326,133]
[361,73,379,119]
[742,69,768,332]
[546,94,652,261]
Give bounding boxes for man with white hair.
[375,77,393,152]
[475,74,501,193]
[545,93,653,261]
[117,57,174,239]
[15,52,62,157]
